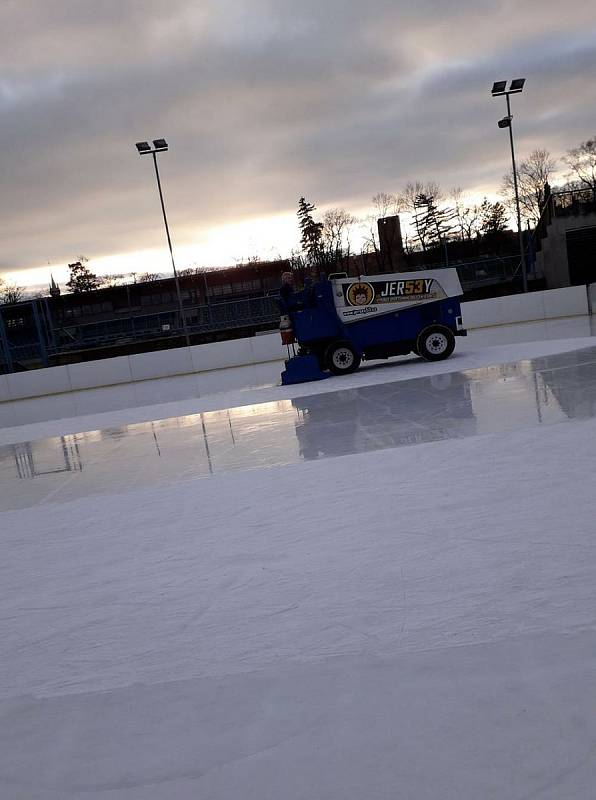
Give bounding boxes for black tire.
[325,340,361,375]
[416,325,456,362]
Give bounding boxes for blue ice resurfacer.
[280,269,467,385]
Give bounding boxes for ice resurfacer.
[280,269,467,385]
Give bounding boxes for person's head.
[354,289,368,305]
[281,271,294,286]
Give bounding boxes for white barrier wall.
[68,355,133,391]
[0,374,10,403]
[1,333,287,403]
[6,365,72,401]
[461,285,589,329]
[588,283,596,316]
[2,284,595,404]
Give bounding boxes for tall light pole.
[491,78,528,293]
[135,138,190,346]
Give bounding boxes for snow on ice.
[1,334,596,798]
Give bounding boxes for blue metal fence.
[0,301,51,373]
[0,294,282,373]
[53,295,281,353]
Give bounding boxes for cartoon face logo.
[346,282,374,306]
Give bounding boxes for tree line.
[292,132,596,275]
[2,133,595,302]
[292,187,511,278]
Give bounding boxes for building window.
[183,289,199,303]
[5,317,26,329]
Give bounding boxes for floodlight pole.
[504,93,528,293]
[149,151,191,346]
[136,140,190,347]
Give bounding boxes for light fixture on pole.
[135,138,190,346]
[491,78,527,292]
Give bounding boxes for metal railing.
[0,294,281,373]
[454,255,523,288]
[50,295,281,354]
[0,301,51,373]
[533,187,596,254]
[410,255,526,289]
[552,188,596,218]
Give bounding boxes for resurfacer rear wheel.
[416,325,455,362]
[325,341,361,375]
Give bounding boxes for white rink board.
[461,285,589,329]
[1,283,595,403]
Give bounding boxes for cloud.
[1,1,595,275]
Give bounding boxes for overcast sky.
[1,0,595,287]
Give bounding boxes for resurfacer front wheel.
[416,325,455,362]
[325,341,361,375]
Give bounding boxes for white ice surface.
[2,370,596,798]
[1,328,596,446]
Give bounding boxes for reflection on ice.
[12,436,83,479]
[2,346,596,511]
[293,372,476,459]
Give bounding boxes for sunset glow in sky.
[1,1,595,289]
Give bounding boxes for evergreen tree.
[412,194,433,251]
[412,194,455,252]
[66,258,103,293]
[480,200,508,236]
[297,197,324,267]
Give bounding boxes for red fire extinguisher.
[279,315,295,346]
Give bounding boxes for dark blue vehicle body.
[280,272,466,384]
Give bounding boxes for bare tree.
[1,281,25,304]
[450,187,483,241]
[402,232,414,254]
[137,272,162,282]
[322,208,357,254]
[399,181,443,214]
[101,273,127,288]
[233,254,262,267]
[371,192,402,218]
[360,218,381,261]
[501,148,557,222]
[288,249,308,284]
[361,192,405,262]
[319,208,356,272]
[564,135,596,192]
[460,205,483,240]
[450,186,466,240]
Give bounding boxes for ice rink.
[2,326,596,799]
[3,345,596,512]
